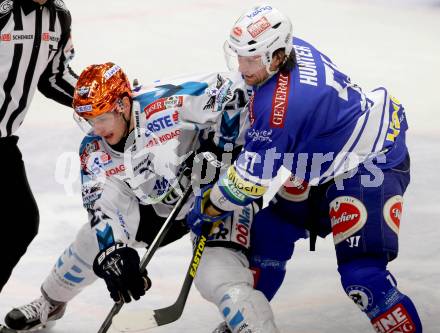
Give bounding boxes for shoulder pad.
[0,0,13,18]
[53,0,69,13]
[79,135,114,176]
[79,135,104,156]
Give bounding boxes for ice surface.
[1,0,439,332]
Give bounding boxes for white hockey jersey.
[78,72,251,250]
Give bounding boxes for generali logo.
[248,94,255,126]
[270,72,291,128]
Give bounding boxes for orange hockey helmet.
[73,62,131,119]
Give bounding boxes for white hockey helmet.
[224,4,293,71]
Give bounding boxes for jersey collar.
[18,0,53,16]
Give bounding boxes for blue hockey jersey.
[211,37,408,209]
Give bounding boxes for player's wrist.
[204,203,223,216]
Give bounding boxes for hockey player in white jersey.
[2,63,279,333]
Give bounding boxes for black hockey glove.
[93,243,151,303]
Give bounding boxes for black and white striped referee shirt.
[0,0,77,137]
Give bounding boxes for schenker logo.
[329,196,367,245]
[270,72,291,128]
[42,32,60,42]
[1,34,33,41]
[1,33,11,41]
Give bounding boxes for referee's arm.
[37,10,78,107]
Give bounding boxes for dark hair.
[273,47,296,75]
[121,92,133,106]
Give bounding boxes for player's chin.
[243,75,258,85]
[104,133,117,145]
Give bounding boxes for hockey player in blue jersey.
[188,4,423,333]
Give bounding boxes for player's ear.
[121,96,131,117]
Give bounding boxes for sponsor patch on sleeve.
[217,166,267,207]
[225,166,267,197]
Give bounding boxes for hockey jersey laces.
[18,296,55,323]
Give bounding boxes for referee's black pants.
[0,136,39,293]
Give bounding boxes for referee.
[0,0,77,308]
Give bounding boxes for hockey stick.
[97,185,193,333]
[108,225,211,333]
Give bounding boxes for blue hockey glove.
[186,185,231,236]
[93,243,151,303]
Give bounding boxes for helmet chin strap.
[260,52,289,85]
[122,113,131,135]
[265,59,279,76]
[119,98,133,139]
[256,58,279,87]
[256,68,278,87]
[111,99,133,151]
[109,113,132,152]
[265,63,279,81]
